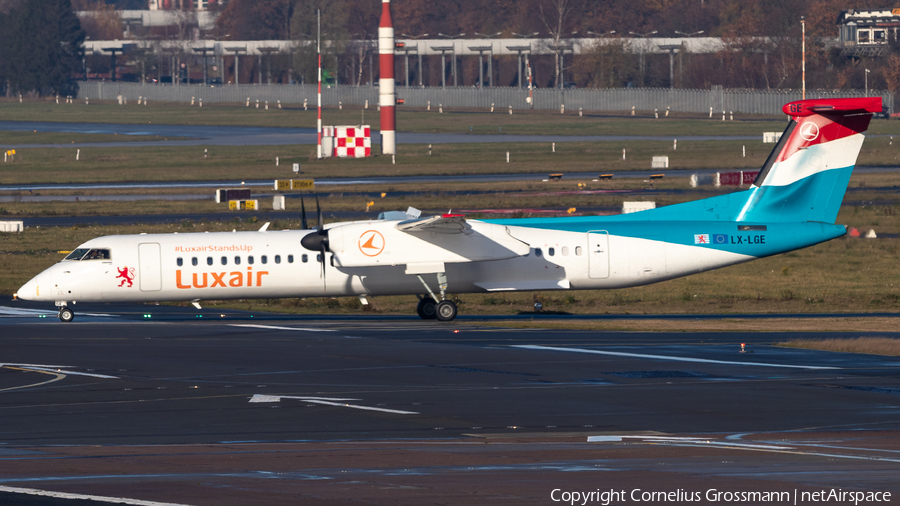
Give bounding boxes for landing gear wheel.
[58,307,74,323]
[416,297,437,319]
[435,300,458,322]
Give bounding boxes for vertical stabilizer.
[737,97,881,224]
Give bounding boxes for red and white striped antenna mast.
[378,0,396,155]
[316,9,323,159]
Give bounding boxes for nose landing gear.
[58,307,74,323]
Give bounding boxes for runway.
[1,302,899,504]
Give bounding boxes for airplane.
[16,97,881,323]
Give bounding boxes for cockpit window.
[85,249,111,260]
[65,248,110,261]
[64,248,90,261]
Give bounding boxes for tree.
[73,0,122,41]
[2,0,85,96]
[290,0,349,85]
[217,0,296,40]
[573,38,637,88]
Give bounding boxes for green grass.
[0,99,811,136]
[0,140,773,185]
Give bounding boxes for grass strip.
[777,337,900,356]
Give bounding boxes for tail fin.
[736,97,881,223]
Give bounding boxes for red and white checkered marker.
[334,126,371,158]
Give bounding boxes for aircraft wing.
[396,214,472,235]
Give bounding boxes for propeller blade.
[320,243,327,290]
[315,194,324,233]
[300,193,308,230]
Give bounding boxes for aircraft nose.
[17,274,46,301]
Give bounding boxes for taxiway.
[1,302,899,504]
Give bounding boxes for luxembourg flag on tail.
[737,97,882,224]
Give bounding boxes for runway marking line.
[1,363,118,379]
[0,367,66,393]
[513,345,839,370]
[229,324,334,333]
[0,306,116,318]
[0,486,193,506]
[249,393,419,415]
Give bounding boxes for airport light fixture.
[400,34,429,86]
[438,33,465,86]
[629,31,658,86]
[513,32,539,38]
[473,32,502,87]
[507,44,531,89]
[865,68,870,96]
[192,46,215,85]
[586,30,616,37]
[225,46,247,84]
[674,30,704,37]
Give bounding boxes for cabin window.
[575,246,583,256]
[535,248,542,257]
[302,254,308,263]
[234,256,241,265]
[191,257,198,266]
[316,253,322,262]
[177,257,183,267]
[275,255,281,264]
[261,255,267,264]
[548,247,555,256]
[221,256,227,265]
[562,246,569,256]
[207,257,213,266]
[248,256,254,265]
[288,255,294,263]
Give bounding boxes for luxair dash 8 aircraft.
[17,97,881,322]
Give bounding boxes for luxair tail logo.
[116,267,135,288]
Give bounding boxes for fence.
[77,82,894,115]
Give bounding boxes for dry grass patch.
[777,337,900,356]
[473,318,900,333]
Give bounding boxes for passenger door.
[138,243,162,291]
[587,231,609,279]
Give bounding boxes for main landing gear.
[58,307,74,323]
[415,273,458,322]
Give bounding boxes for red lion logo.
[116,266,135,288]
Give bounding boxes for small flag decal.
[694,234,710,244]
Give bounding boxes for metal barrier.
[77,82,893,115]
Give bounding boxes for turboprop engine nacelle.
[326,219,531,269]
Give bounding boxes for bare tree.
[537,0,579,88]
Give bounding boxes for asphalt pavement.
[0,302,899,504]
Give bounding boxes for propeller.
[300,192,309,230]
[300,194,329,289]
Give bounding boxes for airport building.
[836,9,900,55]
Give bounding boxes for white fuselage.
[17,220,751,305]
